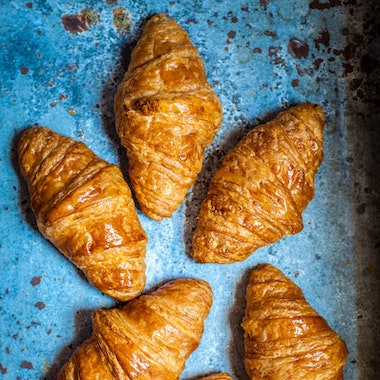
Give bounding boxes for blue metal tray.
[1,1,379,379]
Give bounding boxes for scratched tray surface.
[1,0,379,379]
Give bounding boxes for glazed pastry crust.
[18,127,147,301]
[242,264,348,379]
[199,373,233,380]
[192,103,324,263]
[57,278,213,380]
[114,13,223,221]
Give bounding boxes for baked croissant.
[242,264,348,379]
[114,13,223,221]
[18,127,147,301]
[57,278,213,379]
[199,373,233,380]
[192,103,324,263]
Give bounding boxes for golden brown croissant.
[57,278,213,379]
[242,264,348,379]
[192,103,324,263]
[114,13,223,221]
[199,373,233,380]
[18,127,147,301]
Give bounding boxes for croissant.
[57,278,213,379]
[114,13,223,221]
[192,103,324,263]
[242,264,348,379]
[18,127,147,301]
[199,373,233,380]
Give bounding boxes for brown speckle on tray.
[0,363,7,374]
[31,276,42,286]
[20,361,33,369]
[314,29,330,50]
[34,302,45,310]
[227,30,236,39]
[313,58,324,70]
[356,203,366,215]
[184,18,199,24]
[62,9,99,34]
[25,2,33,9]
[291,79,300,87]
[20,66,29,75]
[288,37,309,59]
[113,7,132,33]
[264,30,277,38]
[259,0,270,9]
[310,0,341,10]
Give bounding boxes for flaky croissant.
[57,278,213,379]
[199,373,233,380]
[192,103,324,263]
[18,127,147,301]
[114,13,223,221]
[242,264,348,379]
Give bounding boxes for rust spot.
[264,30,277,38]
[259,0,270,9]
[288,37,309,59]
[268,46,280,57]
[291,79,300,87]
[31,276,41,286]
[66,63,78,72]
[113,7,132,33]
[62,8,99,34]
[313,58,324,70]
[314,29,330,50]
[343,63,354,76]
[356,203,366,215]
[310,0,342,10]
[295,64,310,76]
[360,54,375,75]
[106,0,117,3]
[62,14,87,33]
[254,47,262,54]
[231,16,238,23]
[228,30,236,39]
[270,57,284,65]
[20,66,29,75]
[25,2,33,8]
[0,363,6,374]
[34,301,45,310]
[20,361,33,369]
[241,6,249,12]
[184,18,199,24]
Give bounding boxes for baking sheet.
[1,0,379,379]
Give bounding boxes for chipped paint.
[62,8,99,34]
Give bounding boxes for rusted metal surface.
[0,0,379,378]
